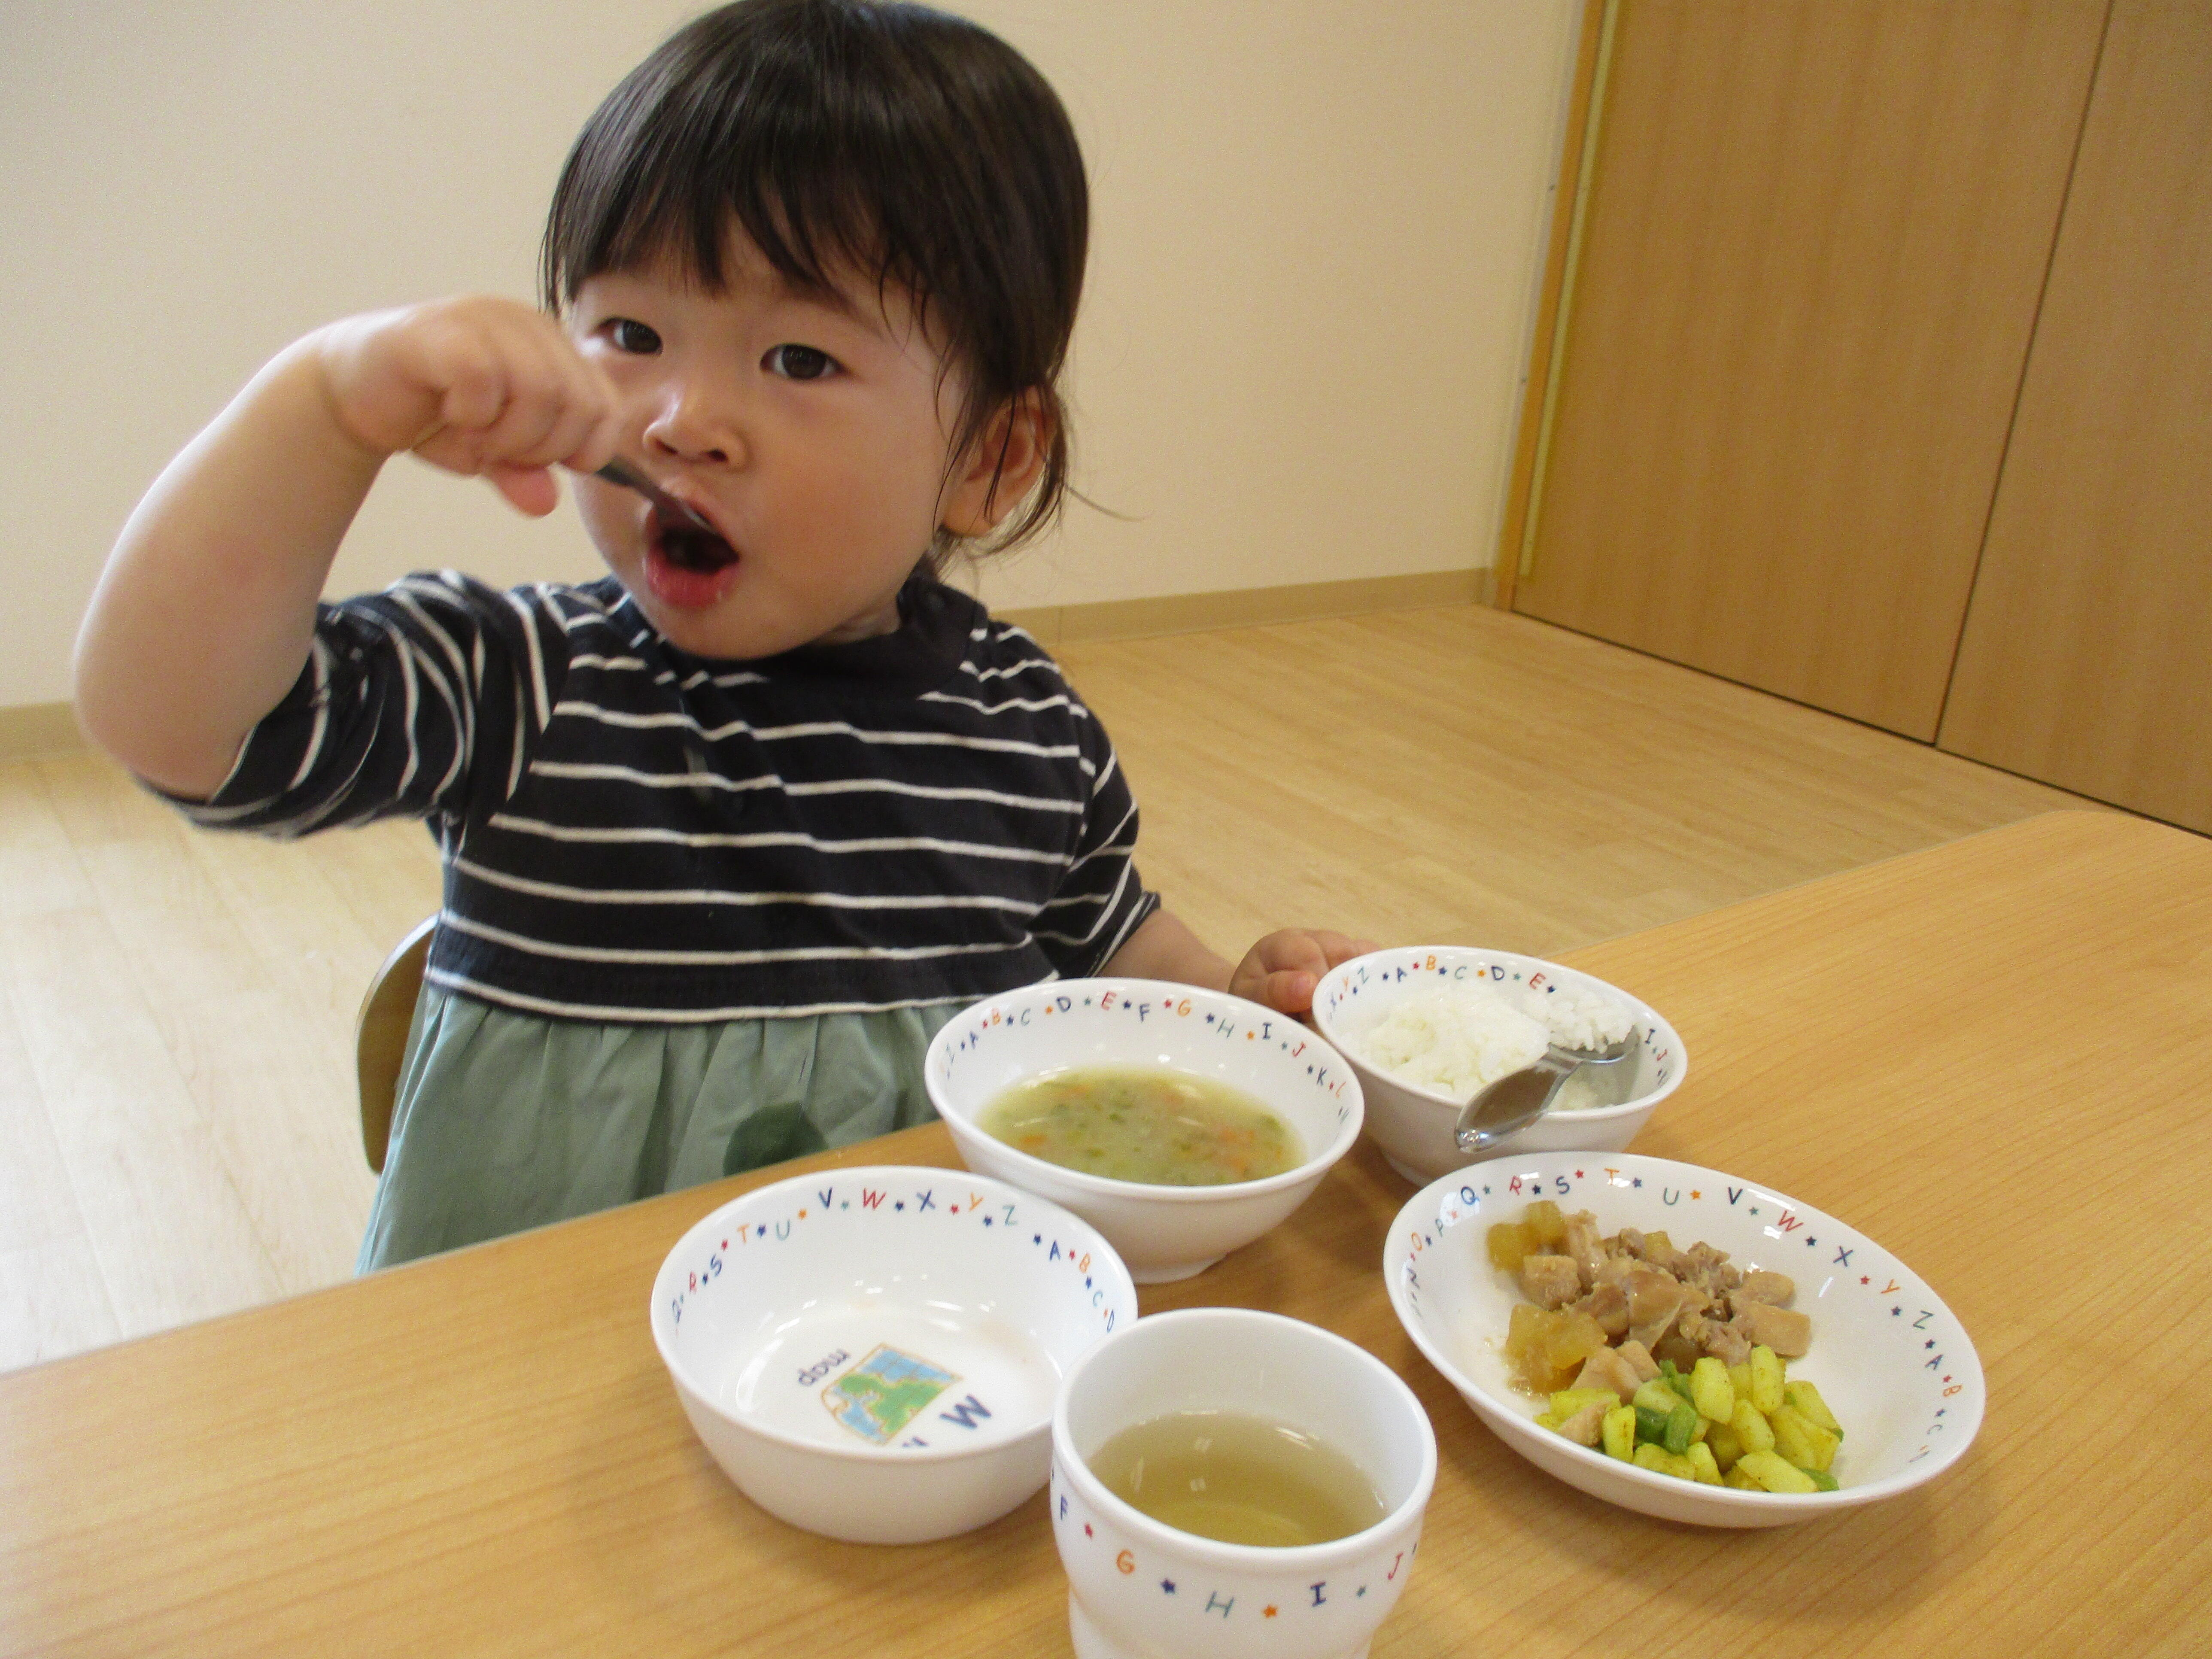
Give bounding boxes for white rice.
[1349,978,1637,1108]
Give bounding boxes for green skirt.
[359,986,961,1270]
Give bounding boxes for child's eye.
[607,318,662,354]
[763,344,839,381]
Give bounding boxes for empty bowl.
[650,1165,1138,1543]
[926,978,1364,1282]
[1382,1152,1984,1527]
[1313,946,1685,1183]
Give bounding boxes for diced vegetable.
[1768,1404,1839,1474]
[1524,1200,1566,1249]
[1705,1419,1744,1472]
[1632,1443,1698,1481]
[1690,1356,1735,1422]
[1662,1399,1699,1455]
[1732,1451,1819,1495]
[1784,1379,1843,1439]
[1729,1399,1776,1456]
[1748,1344,1786,1415]
[1486,1221,1532,1272]
[1601,1404,1637,1462]
[1683,1440,1724,1486]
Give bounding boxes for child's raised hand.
[1228,929,1378,1018]
[312,297,623,517]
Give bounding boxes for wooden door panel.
[1515,0,2106,739]
[1938,0,2212,833]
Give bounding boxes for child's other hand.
[312,298,623,516]
[1228,929,1378,1018]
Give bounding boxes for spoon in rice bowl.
[1453,1032,1638,1154]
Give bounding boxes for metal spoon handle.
[594,457,717,536]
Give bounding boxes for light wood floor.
[0,604,2091,1371]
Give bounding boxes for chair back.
[355,916,436,1174]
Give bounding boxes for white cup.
[1050,1308,1437,1659]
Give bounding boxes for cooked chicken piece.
[1614,1227,1645,1258]
[1731,1300,1813,1358]
[1592,1254,1638,1292]
[1519,1253,1583,1310]
[1733,1270,1796,1308]
[1681,1241,1744,1297]
[1571,1345,1645,1404]
[1574,1280,1630,1340]
[1681,1308,1751,1367]
[1562,1210,1608,1285]
[1624,1267,1687,1349]
[1613,1339,1661,1382]
[1554,1401,1609,1446]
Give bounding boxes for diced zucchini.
[1784,1379,1843,1439]
[1634,1404,1673,1446]
[1690,1356,1735,1422]
[1601,1404,1637,1462]
[1733,1450,1818,1495]
[1705,1419,1744,1473]
[1804,1467,1840,1492]
[1632,1443,1698,1482]
[1662,1399,1699,1455]
[1728,1399,1776,1455]
[1768,1404,1839,1473]
[1632,1378,1683,1416]
[1748,1344,1786,1415]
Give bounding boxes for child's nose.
[643,383,749,468]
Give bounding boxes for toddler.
[75,0,1371,1268]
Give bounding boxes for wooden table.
[3,811,2207,1657]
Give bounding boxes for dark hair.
[541,0,1088,562]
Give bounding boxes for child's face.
[568,236,988,659]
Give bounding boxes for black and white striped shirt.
[178,571,1159,1021]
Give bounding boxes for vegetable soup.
[977,1065,1302,1185]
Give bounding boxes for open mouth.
[643,507,742,608]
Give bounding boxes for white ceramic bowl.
[1383,1152,1984,1527]
[1312,946,1686,1184]
[926,979,1364,1282]
[1051,1308,1437,1659]
[650,1165,1138,1544]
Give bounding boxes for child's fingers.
[486,463,562,518]
[1264,967,1319,1015]
[405,307,610,474]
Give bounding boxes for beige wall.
[0,1,1578,709]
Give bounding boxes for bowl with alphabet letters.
[650,1164,1136,1543]
[927,979,1365,1283]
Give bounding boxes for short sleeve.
[167,572,571,838]
[1030,700,1159,979]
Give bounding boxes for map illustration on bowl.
[824,1345,964,1444]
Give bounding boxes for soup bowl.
[650,1165,1137,1543]
[926,979,1364,1282]
[1312,946,1686,1184]
[1051,1307,1437,1659]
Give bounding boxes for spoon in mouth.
[594,457,719,538]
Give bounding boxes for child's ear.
[941,394,1052,538]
